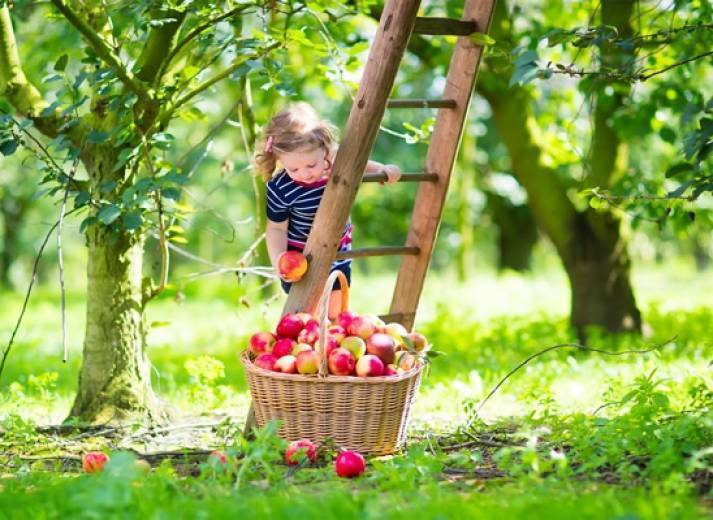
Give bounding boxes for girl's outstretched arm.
[365,160,402,183]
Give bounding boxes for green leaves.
[509,49,539,87]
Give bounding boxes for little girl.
[254,102,401,318]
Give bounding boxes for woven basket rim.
[240,349,424,383]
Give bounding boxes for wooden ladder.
[244,0,496,435]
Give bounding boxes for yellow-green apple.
[335,450,365,478]
[356,354,384,377]
[274,354,297,373]
[328,324,346,343]
[82,452,109,473]
[365,333,396,365]
[292,343,313,356]
[285,439,317,466]
[348,315,378,339]
[328,347,356,376]
[336,311,358,331]
[384,322,408,348]
[249,331,276,355]
[296,350,320,374]
[297,319,320,345]
[407,332,429,352]
[384,364,399,376]
[340,335,366,360]
[254,353,278,371]
[395,351,418,371]
[278,251,308,282]
[272,338,296,358]
[276,313,304,339]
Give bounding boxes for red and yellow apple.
[82,452,109,473]
[327,324,346,343]
[348,315,379,340]
[285,439,317,466]
[278,251,308,283]
[274,354,298,373]
[336,311,358,332]
[340,335,366,360]
[356,354,384,377]
[328,347,356,376]
[249,331,276,355]
[209,450,228,464]
[407,332,429,352]
[297,319,320,345]
[254,353,278,371]
[365,333,396,365]
[276,313,304,339]
[296,350,320,374]
[395,351,418,371]
[292,342,313,356]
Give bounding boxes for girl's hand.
[381,164,402,184]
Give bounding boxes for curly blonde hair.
[254,102,338,181]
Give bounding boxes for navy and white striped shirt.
[266,170,352,270]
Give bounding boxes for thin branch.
[57,160,79,363]
[639,50,713,80]
[49,0,150,102]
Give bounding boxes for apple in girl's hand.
[328,324,346,343]
[365,333,396,365]
[348,315,378,340]
[274,354,297,373]
[272,338,296,358]
[328,347,356,376]
[384,364,399,376]
[356,354,384,377]
[82,452,109,473]
[285,439,317,466]
[276,313,304,339]
[254,353,278,371]
[292,343,313,356]
[249,331,276,355]
[406,332,429,352]
[297,319,320,345]
[296,350,320,374]
[335,450,365,478]
[278,251,308,282]
[340,336,366,360]
[336,311,357,332]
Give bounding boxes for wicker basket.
[241,271,424,455]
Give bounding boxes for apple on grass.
[365,333,396,365]
[272,338,296,358]
[249,331,276,355]
[278,250,308,282]
[82,452,110,473]
[285,439,317,466]
[296,350,320,374]
[335,450,365,478]
[356,354,384,377]
[328,347,356,376]
[209,450,228,464]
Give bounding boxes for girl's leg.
[328,289,342,321]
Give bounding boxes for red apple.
[297,319,320,345]
[340,335,366,360]
[272,338,296,358]
[336,311,358,332]
[328,324,346,343]
[356,354,384,377]
[335,450,365,478]
[292,343,313,356]
[407,332,429,352]
[278,251,308,283]
[82,452,109,473]
[347,315,378,340]
[209,450,228,464]
[274,354,297,373]
[285,439,317,466]
[328,347,356,376]
[323,336,339,358]
[276,313,304,339]
[296,350,320,374]
[295,312,314,325]
[363,313,386,332]
[254,353,278,371]
[384,364,399,376]
[249,331,276,355]
[365,333,396,365]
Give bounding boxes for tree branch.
[639,50,713,80]
[49,0,150,103]
[135,7,187,85]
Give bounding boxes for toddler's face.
[279,147,330,184]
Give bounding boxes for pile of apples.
[248,311,429,377]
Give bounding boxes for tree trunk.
[69,224,162,423]
[486,191,537,272]
[0,197,26,290]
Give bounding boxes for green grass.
[0,262,711,517]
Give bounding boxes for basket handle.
[315,270,349,377]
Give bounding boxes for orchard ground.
[0,260,711,518]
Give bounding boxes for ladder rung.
[378,312,416,326]
[362,172,438,183]
[413,17,478,36]
[387,99,457,109]
[335,246,420,260]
